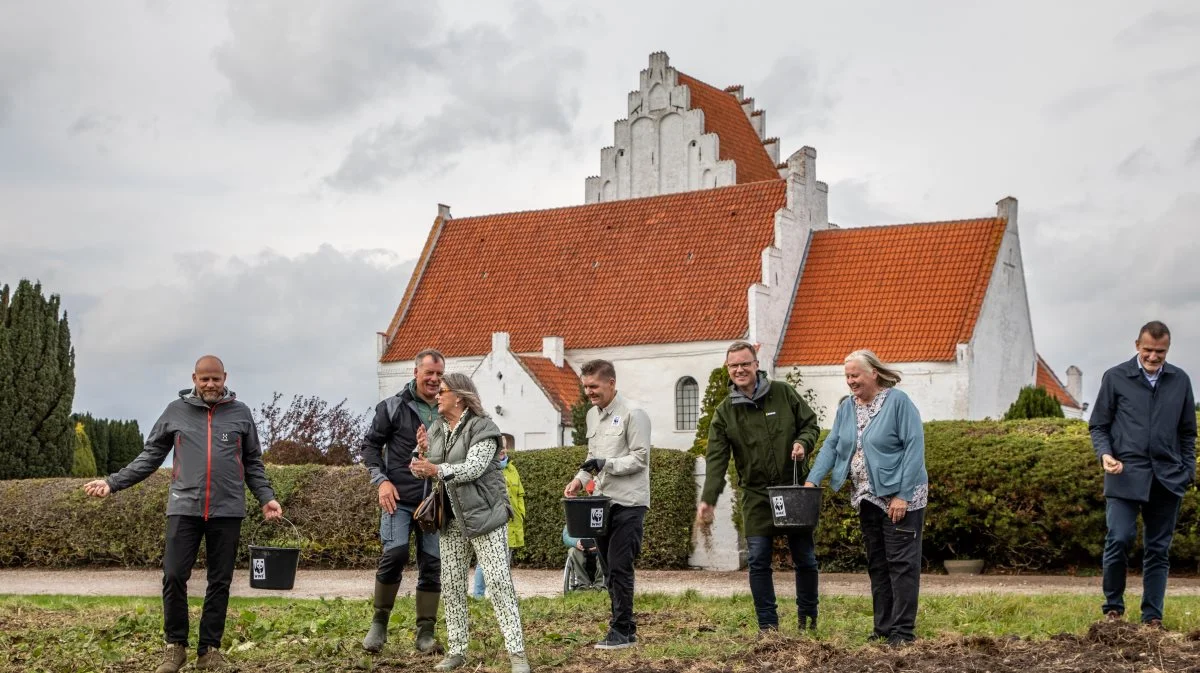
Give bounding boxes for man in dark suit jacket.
[1089,320,1196,628]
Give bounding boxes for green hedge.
[808,419,1200,572]
[6,420,1197,572]
[511,446,696,569]
[0,448,696,570]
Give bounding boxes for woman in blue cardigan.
[805,350,928,645]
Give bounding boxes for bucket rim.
[561,495,612,503]
[248,544,302,553]
[766,485,823,491]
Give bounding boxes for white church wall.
[967,198,1037,420]
[471,333,569,451]
[688,457,741,570]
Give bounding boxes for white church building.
[376,51,1082,450]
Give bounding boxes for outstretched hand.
[564,478,583,497]
[83,480,110,498]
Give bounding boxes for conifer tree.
[691,366,731,455]
[1003,385,1065,420]
[0,280,76,479]
[71,422,98,477]
[569,385,592,446]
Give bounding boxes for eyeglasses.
[726,360,757,371]
[437,388,452,395]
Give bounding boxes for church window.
[675,377,699,430]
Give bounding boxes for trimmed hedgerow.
[0,449,696,570]
[809,418,1200,572]
[5,420,1195,572]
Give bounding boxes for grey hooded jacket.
[105,389,276,518]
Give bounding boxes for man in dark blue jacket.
[360,348,444,654]
[1089,321,1196,628]
[84,355,282,673]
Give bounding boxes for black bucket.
[248,517,301,591]
[766,459,822,529]
[562,495,612,537]
[766,485,823,528]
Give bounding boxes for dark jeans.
[163,516,242,654]
[377,503,441,592]
[1102,478,1183,622]
[745,530,818,629]
[597,504,646,638]
[860,504,924,642]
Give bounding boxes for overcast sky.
[2,1,1197,438]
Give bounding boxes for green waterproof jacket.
[701,373,820,537]
[504,462,526,549]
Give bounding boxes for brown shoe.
[1104,610,1122,621]
[154,643,187,673]
[1143,618,1165,630]
[195,649,229,670]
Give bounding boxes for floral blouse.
[848,388,928,512]
[433,414,498,484]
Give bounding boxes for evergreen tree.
[783,366,827,425]
[71,422,98,477]
[70,414,143,475]
[569,385,592,446]
[691,366,731,456]
[107,420,145,473]
[1003,385,1065,420]
[72,413,108,476]
[0,280,76,479]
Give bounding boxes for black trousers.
[162,516,242,654]
[597,504,646,638]
[859,505,924,642]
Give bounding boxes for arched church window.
[675,377,699,431]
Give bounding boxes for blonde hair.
[845,350,902,388]
[441,372,487,417]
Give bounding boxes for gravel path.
[4,568,1200,601]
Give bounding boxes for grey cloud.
[325,14,583,191]
[68,112,121,137]
[1024,193,1200,408]
[1115,10,1200,47]
[1116,147,1160,177]
[826,179,908,228]
[1188,137,1200,165]
[1044,84,1121,120]
[61,245,414,436]
[213,1,442,121]
[1149,62,1200,86]
[752,52,840,135]
[0,5,54,124]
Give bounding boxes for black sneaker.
[594,632,636,650]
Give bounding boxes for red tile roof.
[1036,355,1081,409]
[519,356,582,425]
[776,218,1008,365]
[381,180,788,361]
[676,73,779,185]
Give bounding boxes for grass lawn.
[2,592,1199,672]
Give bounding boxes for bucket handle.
[792,448,813,486]
[248,516,301,546]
